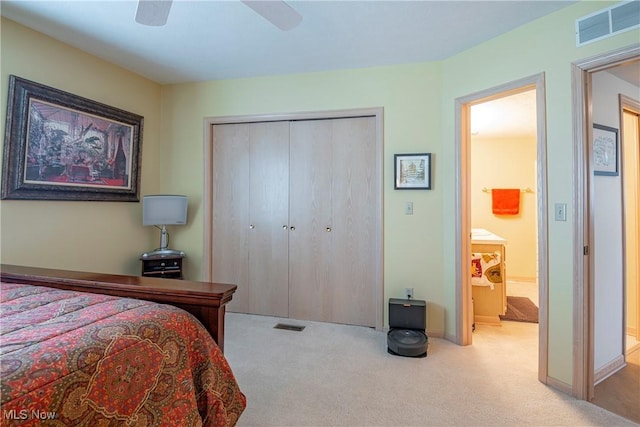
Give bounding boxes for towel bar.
[482,187,534,193]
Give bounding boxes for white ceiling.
[471,90,537,139]
[1,0,578,85]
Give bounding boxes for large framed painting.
[2,75,144,201]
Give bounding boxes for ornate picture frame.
[2,75,144,201]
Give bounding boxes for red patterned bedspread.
[0,283,246,426]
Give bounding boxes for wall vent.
[274,323,305,332]
[576,1,640,46]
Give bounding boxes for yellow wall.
[1,1,639,391]
[471,135,538,280]
[0,18,163,274]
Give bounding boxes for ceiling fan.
[135,0,302,31]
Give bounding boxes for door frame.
[571,44,640,400]
[202,107,385,330]
[454,73,549,382]
[620,95,640,348]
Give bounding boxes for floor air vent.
[576,1,640,46]
[274,323,305,332]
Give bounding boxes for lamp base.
[140,249,186,260]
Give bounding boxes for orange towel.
[492,188,520,215]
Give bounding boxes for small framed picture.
[593,124,618,176]
[394,153,431,190]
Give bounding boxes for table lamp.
[140,194,187,259]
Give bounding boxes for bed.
[0,265,246,426]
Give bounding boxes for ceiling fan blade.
[135,0,173,26]
[242,1,302,31]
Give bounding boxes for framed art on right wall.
[593,123,618,176]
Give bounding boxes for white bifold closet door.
[211,116,377,326]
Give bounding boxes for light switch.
[405,202,413,215]
[554,203,567,221]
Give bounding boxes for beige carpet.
[224,313,637,427]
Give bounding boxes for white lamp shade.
[143,195,187,226]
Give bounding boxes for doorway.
[587,62,640,423]
[454,73,549,382]
[470,89,539,326]
[571,45,640,412]
[620,98,640,357]
[621,101,640,357]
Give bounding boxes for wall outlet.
[405,287,414,299]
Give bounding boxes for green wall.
[440,0,639,387]
[159,63,447,335]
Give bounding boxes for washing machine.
[387,298,428,358]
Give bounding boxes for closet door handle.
[325,227,332,232]
[290,226,296,231]
[249,224,255,229]
[282,225,288,230]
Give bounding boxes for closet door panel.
[212,115,380,326]
[248,122,290,317]
[288,120,333,322]
[330,117,377,327]
[211,124,250,313]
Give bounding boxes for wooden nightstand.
[140,253,184,279]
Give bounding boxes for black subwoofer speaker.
[387,298,428,358]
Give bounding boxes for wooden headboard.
[0,264,237,352]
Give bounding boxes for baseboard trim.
[474,315,501,326]
[507,276,537,283]
[426,329,444,338]
[545,376,573,395]
[444,332,458,344]
[594,354,626,385]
